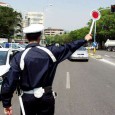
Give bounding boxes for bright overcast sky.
[2,0,115,31]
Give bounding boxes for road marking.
[106,85,111,88]
[99,59,115,66]
[104,55,110,57]
[66,72,70,89]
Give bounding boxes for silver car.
[69,46,89,61]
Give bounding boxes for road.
[0,52,115,115]
[54,57,115,115]
[94,50,115,63]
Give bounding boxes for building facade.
[23,12,44,28]
[44,28,65,36]
[0,2,10,7]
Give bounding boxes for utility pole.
[40,4,52,47]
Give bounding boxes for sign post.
[89,10,101,54]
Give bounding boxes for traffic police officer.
[1,24,92,115]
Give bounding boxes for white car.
[2,43,26,51]
[85,46,94,50]
[0,48,19,99]
[69,46,89,61]
[0,44,3,48]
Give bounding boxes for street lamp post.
[40,4,52,46]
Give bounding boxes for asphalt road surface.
[94,50,115,63]
[0,56,115,115]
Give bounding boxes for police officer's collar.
[26,43,40,49]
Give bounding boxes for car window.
[18,44,26,48]
[78,46,86,51]
[0,43,5,48]
[0,51,8,65]
[11,44,19,49]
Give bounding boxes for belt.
[23,86,52,94]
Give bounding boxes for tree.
[0,6,22,42]
[69,27,89,41]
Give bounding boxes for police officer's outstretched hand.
[4,107,12,115]
[85,34,92,41]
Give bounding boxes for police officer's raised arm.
[49,34,92,63]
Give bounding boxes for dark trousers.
[21,92,55,115]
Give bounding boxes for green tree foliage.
[0,6,22,41]
[68,27,89,41]
[98,8,115,40]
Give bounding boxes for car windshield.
[0,51,8,65]
[78,46,86,51]
[19,44,27,48]
[0,43,3,48]
[11,44,19,49]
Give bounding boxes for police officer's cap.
[23,24,44,34]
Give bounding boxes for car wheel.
[112,47,115,52]
[85,59,89,62]
[0,95,2,101]
[107,47,112,51]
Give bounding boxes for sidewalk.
[88,49,102,59]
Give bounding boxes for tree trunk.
[8,38,12,43]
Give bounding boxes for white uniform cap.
[23,24,44,34]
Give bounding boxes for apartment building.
[0,2,10,7]
[23,12,44,28]
[44,28,64,36]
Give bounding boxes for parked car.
[18,43,27,49]
[2,43,26,51]
[0,43,3,48]
[0,77,3,100]
[0,48,19,100]
[69,46,89,61]
[0,45,2,48]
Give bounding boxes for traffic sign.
[111,5,115,12]
[89,10,101,34]
[92,42,97,47]
[90,10,101,20]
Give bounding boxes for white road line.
[66,72,70,89]
[104,55,110,57]
[99,59,115,66]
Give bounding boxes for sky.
[1,0,115,31]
